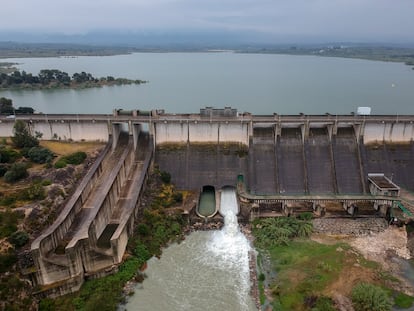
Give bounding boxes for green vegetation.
[28,146,54,164]
[160,170,171,184]
[0,146,21,163]
[394,292,414,308]
[251,215,413,310]
[0,69,146,90]
[351,282,392,311]
[0,249,18,273]
[0,96,34,115]
[54,151,87,168]
[12,120,39,149]
[252,215,313,248]
[262,239,342,310]
[8,230,29,248]
[4,162,29,182]
[0,209,24,238]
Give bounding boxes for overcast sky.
[2,0,414,43]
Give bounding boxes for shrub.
[258,273,265,282]
[137,223,150,236]
[0,249,17,273]
[19,183,46,201]
[27,146,54,163]
[54,158,67,168]
[54,152,87,168]
[0,209,24,238]
[351,283,392,311]
[312,296,336,311]
[160,171,171,184]
[134,241,152,267]
[173,191,183,203]
[4,162,28,182]
[0,147,20,163]
[8,230,29,248]
[253,216,313,248]
[63,151,87,165]
[0,194,16,206]
[394,292,414,308]
[42,179,52,186]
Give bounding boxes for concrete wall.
[155,121,249,145]
[363,122,414,144]
[189,122,219,143]
[29,121,109,141]
[155,122,188,144]
[219,122,249,145]
[0,121,14,137]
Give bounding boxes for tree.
[0,97,13,114]
[11,120,38,148]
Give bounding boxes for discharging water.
[122,188,256,311]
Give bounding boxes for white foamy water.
[122,188,256,311]
[205,188,253,309]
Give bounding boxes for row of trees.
[0,69,122,88]
[0,97,34,114]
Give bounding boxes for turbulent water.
[121,188,256,311]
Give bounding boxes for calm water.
[1,52,414,114]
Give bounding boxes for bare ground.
[313,225,414,301]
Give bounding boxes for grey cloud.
[1,0,413,42]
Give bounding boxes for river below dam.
[120,188,257,311]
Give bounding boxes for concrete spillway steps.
[37,134,129,265]
[97,160,145,249]
[52,134,131,257]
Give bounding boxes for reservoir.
[1,52,414,115]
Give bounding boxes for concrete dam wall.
[1,110,413,296]
[157,122,414,195]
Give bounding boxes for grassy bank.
[252,217,414,310]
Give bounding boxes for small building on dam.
[1,107,414,296]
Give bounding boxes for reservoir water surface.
[1,52,414,115]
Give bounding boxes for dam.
[1,107,414,296]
